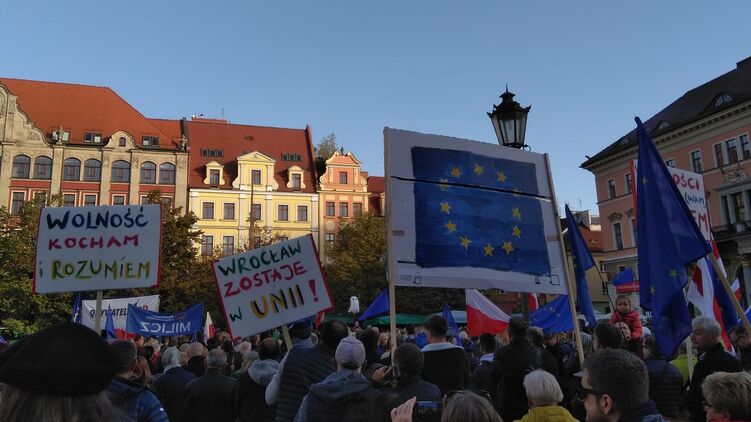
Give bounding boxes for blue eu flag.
[71,292,82,324]
[565,205,597,328]
[358,290,390,322]
[635,117,710,355]
[611,268,634,286]
[530,295,573,334]
[442,303,461,345]
[105,305,117,339]
[412,147,550,276]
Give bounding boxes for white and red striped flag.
[466,289,510,336]
[203,312,215,343]
[527,293,539,312]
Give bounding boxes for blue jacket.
[107,377,169,422]
[294,369,374,422]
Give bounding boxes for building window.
[630,217,637,246]
[201,235,214,256]
[339,203,349,218]
[714,143,725,167]
[63,194,76,207]
[209,169,220,185]
[12,155,31,178]
[83,159,101,182]
[111,161,131,183]
[119,137,127,147]
[297,205,308,221]
[326,202,335,217]
[252,203,262,221]
[33,156,52,180]
[200,148,224,158]
[726,138,739,164]
[63,158,81,181]
[607,179,616,199]
[732,192,746,223]
[624,174,632,194]
[142,136,159,148]
[83,194,97,207]
[223,203,235,220]
[251,170,262,185]
[33,192,47,207]
[741,134,751,160]
[325,233,335,250]
[10,192,25,215]
[690,150,703,173]
[161,197,173,208]
[140,162,157,184]
[202,202,214,219]
[353,203,363,216]
[140,195,150,205]
[222,236,235,256]
[291,174,302,190]
[112,195,126,205]
[278,205,289,221]
[612,222,624,250]
[339,171,348,184]
[84,132,102,143]
[159,163,176,184]
[664,159,675,168]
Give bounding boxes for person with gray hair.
[517,370,577,422]
[180,349,237,422]
[185,341,207,378]
[701,371,751,421]
[685,316,742,422]
[154,346,196,421]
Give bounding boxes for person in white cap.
[293,336,376,422]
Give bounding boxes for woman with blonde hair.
[515,370,577,422]
[701,371,751,421]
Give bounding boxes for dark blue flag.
[0,333,6,344]
[127,303,204,337]
[442,303,461,345]
[565,205,597,328]
[635,116,711,355]
[71,292,82,324]
[530,295,573,334]
[358,290,390,322]
[611,268,634,286]
[105,305,116,339]
[411,147,550,275]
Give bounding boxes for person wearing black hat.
[0,322,123,422]
[106,339,169,422]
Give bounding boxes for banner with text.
[34,205,162,293]
[126,303,203,337]
[81,295,160,333]
[213,235,332,338]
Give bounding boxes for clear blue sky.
[3,1,750,212]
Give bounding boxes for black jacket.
[644,357,683,418]
[491,339,545,422]
[469,357,495,394]
[685,342,742,422]
[235,359,279,422]
[420,344,470,394]
[180,367,237,422]
[185,356,206,378]
[275,343,337,422]
[371,374,442,422]
[154,366,196,421]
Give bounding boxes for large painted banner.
[81,295,160,333]
[212,235,332,338]
[385,128,569,294]
[34,205,162,293]
[126,303,203,337]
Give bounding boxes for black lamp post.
[487,88,531,150]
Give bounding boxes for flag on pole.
[531,295,573,334]
[204,312,215,343]
[442,304,461,345]
[0,333,6,344]
[105,305,117,339]
[465,289,510,336]
[358,290,390,322]
[71,292,82,324]
[527,293,539,312]
[565,205,597,328]
[635,116,711,356]
[611,268,635,286]
[314,310,326,328]
[732,279,744,307]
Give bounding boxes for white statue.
[348,296,360,314]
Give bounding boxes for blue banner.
[126,303,203,336]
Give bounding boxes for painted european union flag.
[530,295,573,334]
[412,147,550,276]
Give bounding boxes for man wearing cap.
[107,339,169,422]
[294,336,375,422]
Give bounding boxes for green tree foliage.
[315,133,341,177]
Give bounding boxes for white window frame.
[83,194,98,207]
[112,194,127,205]
[10,191,26,214]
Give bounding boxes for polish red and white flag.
[466,289,510,336]
[204,312,215,343]
[527,293,539,312]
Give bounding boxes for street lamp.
[487,88,531,150]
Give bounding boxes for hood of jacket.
[249,359,280,386]
[307,369,371,405]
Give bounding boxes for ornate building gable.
[319,151,367,192]
[233,151,278,191]
[0,85,47,147]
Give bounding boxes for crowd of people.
[0,296,750,422]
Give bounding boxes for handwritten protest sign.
[126,303,203,337]
[212,235,332,338]
[34,205,162,293]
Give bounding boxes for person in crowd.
[154,346,196,421]
[685,316,742,422]
[701,371,751,421]
[420,315,470,394]
[380,332,405,365]
[179,351,189,366]
[266,320,315,407]
[641,334,682,419]
[609,294,643,341]
[185,341,207,378]
[405,324,417,344]
[180,348,237,422]
[579,348,662,422]
[614,321,642,357]
[273,320,349,422]
[390,390,501,422]
[221,339,236,375]
[232,341,255,376]
[360,327,385,378]
[107,340,169,422]
[235,338,281,422]
[134,334,146,348]
[543,332,565,375]
[729,324,751,371]
[295,336,375,421]
[529,327,561,378]
[669,342,696,388]
[233,349,259,379]
[515,370,577,422]
[132,355,156,391]
[594,320,623,350]
[469,333,498,394]
[491,317,545,421]
[371,343,442,422]
[0,322,122,422]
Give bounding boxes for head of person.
[179,351,189,366]
[690,316,722,352]
[258,338,281,361]
[406,324,416,335]
[581,349,649,422]
[0,323,120,422]
[729,324,750,351]
[701,371,751,421]
[240,350,259,372]
[110,340,138,378]
[206,337,221,351]
[593,321,622,350]
[641,334,660,360]
[335,336,366,372]
[320,320,348,352]
[615,295,632,315]
[613,321,631,341]
[392,343,424,378]
[508,317,529,342]
[206,349,227,369]
[236,341,253,355]
[441,390,502,422]
[544,332,558,346]
[424,315,449,343]
[133,334,145,347]
[523,370,564,407]
[529,327,545,347]
[161,346,181,368]
[288,321,312,341]
[479,333,497,355]
[378,332,391,348]
[359,328,380,358]
[188,341,207,358]
[130,356,151,387]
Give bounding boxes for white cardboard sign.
[81,295,160,332]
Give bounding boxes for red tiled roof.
[367,176,385,193]
[148,118,184,141]
[186,120,317,193]
[579,223,603,253]
[0,78,179,149]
